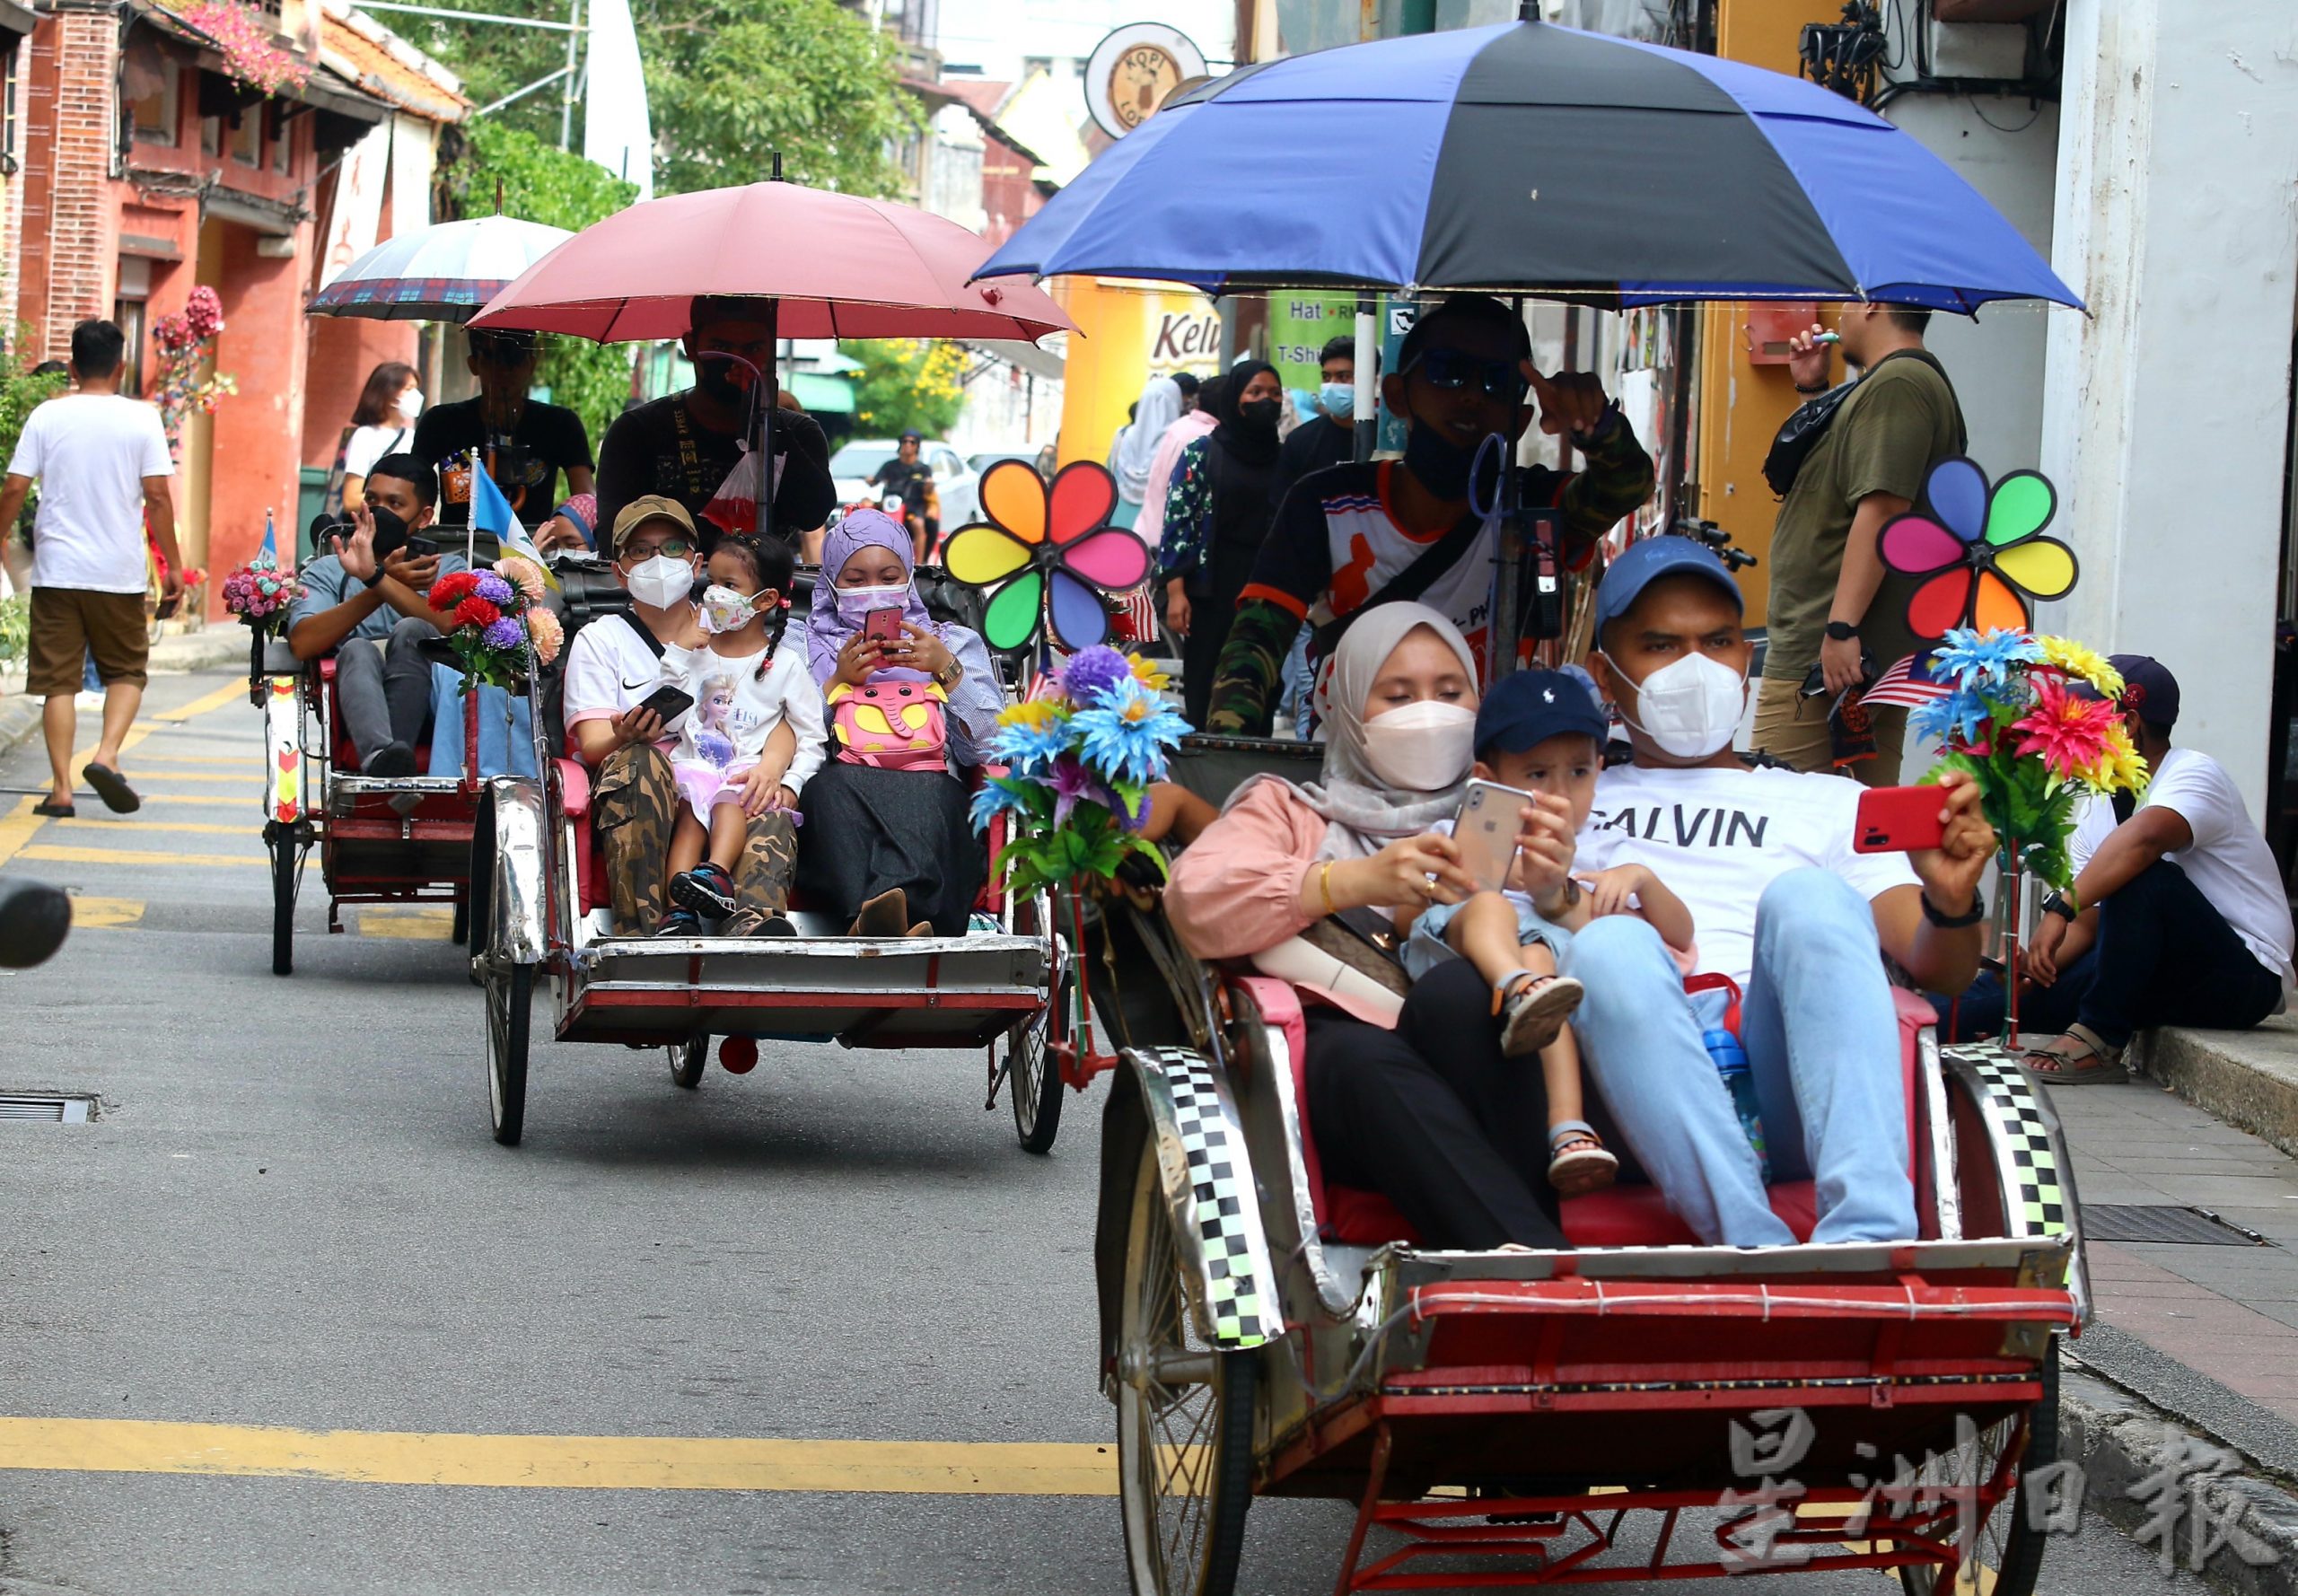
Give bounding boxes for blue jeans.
[1276,625,1315,740]
[1562,867,1917,1247]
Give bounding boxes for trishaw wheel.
[268,830,298,977]
[1115,1136,1254,1596]
[486,964,532,1146]
[451,894,470,947]
[1007,974,1067,1154]
[670,1037,707,1090]
[1897,1338,2057,1596]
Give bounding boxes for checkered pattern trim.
[1143,1048,1274,1350]
[1944,1042,2069,1237]
[310,276,513,310]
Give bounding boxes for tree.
[437,119,638,449]
[840,339,967,438]
[408,0,917,200]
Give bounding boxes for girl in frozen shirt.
[658,534,827,936]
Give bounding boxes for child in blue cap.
[1401,667,1696,1195]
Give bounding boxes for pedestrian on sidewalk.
[0,320,181,817]
[327,361,422,516]
[1936,656,2297,1079]
[1160,361,1288,729]
[1752,306,1965,785]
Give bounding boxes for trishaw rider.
[1567,537,1996,1247]
[562,495,800,936]
[1199,294,1655,734]
[592,295,837,552]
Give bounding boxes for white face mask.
[625,553,695,609]
[697,583,760,636]
[395,388,424,424]
[1604,649,1748,759]
[1358,699,1477,791]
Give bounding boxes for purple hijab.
[805,508,943,684]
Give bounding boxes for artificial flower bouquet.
[969,645,1187,899]
[1911,627,2149,899]
[221,551,304,636]
[425,555,563,691]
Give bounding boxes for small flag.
[259,508,276,564]
[1864,649,1954,711]
[469,459,555,581]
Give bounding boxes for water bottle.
[1703,1024,1772,1184]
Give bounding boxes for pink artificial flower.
[525,607,564,666]
[2011,671,2117,781]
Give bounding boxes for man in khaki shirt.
[1752,305,1964,785]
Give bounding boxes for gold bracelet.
[1318,860,1338,917]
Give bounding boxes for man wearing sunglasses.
[414,329,595,534]
[593,295,837,553]
[1203,294,1654,734]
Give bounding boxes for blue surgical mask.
[1320,381,1355,421]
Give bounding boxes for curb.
[0,693,39,759]
[2132,1019,2298,1164]
[2063,1350,2298,1593]
[147,627,250,673]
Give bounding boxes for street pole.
[558,0,582,151]
[1352,293,1376,463]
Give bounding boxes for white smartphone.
[1453,777,1539,895]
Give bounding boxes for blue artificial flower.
[1072,677,1188,786]
[481,617,524,651]
[1910,686,1994,749]
[472,572,517,607]
[969,776,1033,833]
[987,711,1074,776]
[1931,627,2044,693]
[1059,645,1134,707]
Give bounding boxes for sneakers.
[721,908,797,938]
[1496,973,1585,1059]
[653,908,703,937]
[670,862,738,918]
[363,741,417,778]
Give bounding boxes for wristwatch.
[1824,620,1858,642]
[933,657,962,690]
[1919,888,1986,928]
[2040,891,2077,922]
[1795,381,1831,396]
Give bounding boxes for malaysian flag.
[1862,649,1954,710]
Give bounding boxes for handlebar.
[1671,517,1759,573]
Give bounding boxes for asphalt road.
[0,671,2200,1594]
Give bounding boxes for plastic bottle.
[1702,1025,1771,1183]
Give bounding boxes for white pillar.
[2039,1,2298,814]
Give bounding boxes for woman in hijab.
[1163,604,1575,1250]
[798,508,1004,936]
[1110,376,1184,531]
[1155,360,1285,727]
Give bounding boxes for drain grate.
[0,1093,96,1124]
[2084,1203,2271,1247]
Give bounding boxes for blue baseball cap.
[1592,536,1743,643]
[2073,653,2180,727]
[1474,668,1609,759]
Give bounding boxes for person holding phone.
[285,453,468,776]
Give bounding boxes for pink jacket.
[1133,410,1218,549]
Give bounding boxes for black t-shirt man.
[414,396,593,529]
[594,396,834,550]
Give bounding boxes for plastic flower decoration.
[1880,458,2078,638]
[943,460,1153,653]
[2033,635,2122,698]
[427,564,551,691]
[2010,672,2118,782]
[1908,685,1993,750]
[969,650,1185,900]
[1931,627,2045,692]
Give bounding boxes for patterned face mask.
[697,583,761,636]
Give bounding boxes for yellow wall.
[1051,276,1221,470]
[1694,0,1840,627]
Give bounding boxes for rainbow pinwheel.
[943,460,1153,653]
[1880,457,2077,638]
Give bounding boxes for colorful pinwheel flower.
[942,460,1153,653]
[1879,457,2078,638]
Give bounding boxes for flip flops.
[31,799,75,819]
[80,762,140,814]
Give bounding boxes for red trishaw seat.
[316,655,433,776]
[1235,976,1932,1252]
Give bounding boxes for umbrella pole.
[759,294,778,546]
[1489,295,1524,684]
[1352,294,1376,465]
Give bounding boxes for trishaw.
[1087,737,2087,1596]
[465,561,1075,1150]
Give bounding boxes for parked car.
[967,450,1039,482]
[828,438,979,532]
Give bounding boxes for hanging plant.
[150,285,235,462]
[181,0,311,97]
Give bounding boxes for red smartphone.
[1854,785,1948,854]
[863,606,904,644]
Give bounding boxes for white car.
[828,438,979,532]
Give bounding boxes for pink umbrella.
[468,177,1074,343]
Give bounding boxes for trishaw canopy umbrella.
[975,17,2082,313]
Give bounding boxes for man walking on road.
[0,320,181,816]
[1753,305,1964,785]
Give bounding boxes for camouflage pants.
[593,742,798,934]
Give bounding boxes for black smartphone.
[403,535,439,558]
[638,685,694,724]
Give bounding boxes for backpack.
[827,678,949,772]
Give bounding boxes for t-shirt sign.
[1578,762,1917,990]
[6,394,174,593]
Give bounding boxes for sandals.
[1548,1119,1618,1197]
[2019,1022,2130,1086]
[1495,970,1585,1059]
[31,799,75,819]
[80,762,140,814]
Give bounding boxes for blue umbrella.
[979,18,2080,312]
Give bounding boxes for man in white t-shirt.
[1943,657,2294,1083]
[0,320,181,816]
[1561,537,1996,1247]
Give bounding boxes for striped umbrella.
[309,215,574,323]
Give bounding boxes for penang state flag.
[469,459,553,574]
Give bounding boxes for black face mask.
[692,355,749,408]
[1402,417,1494,503]
[369,504,412,562]
[1236,398,1282,434]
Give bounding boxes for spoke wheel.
[267,824,301,977]
[1898,1339,2057,1596]
[1116,1136,1255,1596]
[1004,895,1067,1154]
[670,1036,707,1090]
[485,963,532,1146]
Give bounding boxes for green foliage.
[840,339,967,438]
[439,120,637,447]
[0,331,68,481]
[408,0,916,200]
[0,593,27,665]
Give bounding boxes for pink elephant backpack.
[826,679,950,772]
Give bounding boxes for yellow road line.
[0,1417,1119,1495]
[19,845,265,869]
[55,817,254,837]
[124,755,250,768]
[0,796,44,868]
[359,908,455,940]
[88,768,244,784]
[154,681,254,722]
[63,896,145,929]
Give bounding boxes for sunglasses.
[1408,347,1527,400]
